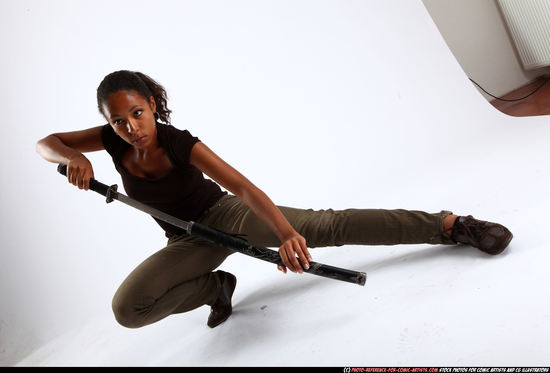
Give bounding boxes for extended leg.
[198,195,456,248]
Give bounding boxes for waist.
[196,193,233,222]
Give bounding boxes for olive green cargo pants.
[111,194,455,328]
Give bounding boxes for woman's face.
[102,89,157,148]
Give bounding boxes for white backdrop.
[1,0,549,366]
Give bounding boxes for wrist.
[67,151,85,163]
[278,228,299,243]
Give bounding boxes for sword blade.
[113,192,192,233]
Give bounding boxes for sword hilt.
[57,164,119,203]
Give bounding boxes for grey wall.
[422,0,550,100]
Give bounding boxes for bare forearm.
[238,185,297,243]
[36,135,82,164]
[188,141,311,273]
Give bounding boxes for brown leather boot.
[207,270,237,328]
[447,215,513,255]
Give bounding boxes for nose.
[126,118,140,134]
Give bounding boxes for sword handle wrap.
[57,164,117,203]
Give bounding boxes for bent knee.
[111,295,149,329]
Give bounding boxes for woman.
[36,70,513,329]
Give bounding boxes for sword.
[57,164,367,286]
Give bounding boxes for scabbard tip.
[358,272,367,286]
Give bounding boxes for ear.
[149,95,157,113]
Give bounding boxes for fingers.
[299,242,313,268]
[294,235,311,272]
[68,166,88,190]
[279,247,296,273]
[83,169,94,190]
[67,166,78,188]
[288,244,303,273]
[67,156,94,191]
[278,235,312,274]
[277,264,287,274]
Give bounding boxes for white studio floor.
[2,0,549,367]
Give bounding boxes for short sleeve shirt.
[101,121,227,238]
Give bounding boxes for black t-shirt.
[101,121,227,238]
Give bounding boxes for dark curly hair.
[96,70,172,125]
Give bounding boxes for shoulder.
[101,123,127,159]
[101,122,112,137]
[157,122,201,165]
[101,123,122,144]
[158,122,197,139]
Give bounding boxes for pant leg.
[200,194,456,248]
[111,233,234,328]
[112,194,454,328]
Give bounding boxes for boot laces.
[455,215,491,246]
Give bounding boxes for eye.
[135,110,143,116]
[113,119,123,126]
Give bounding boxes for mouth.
[133,135,147,144]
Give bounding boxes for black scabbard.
[189,221,367,286]
[57,164,366,286]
